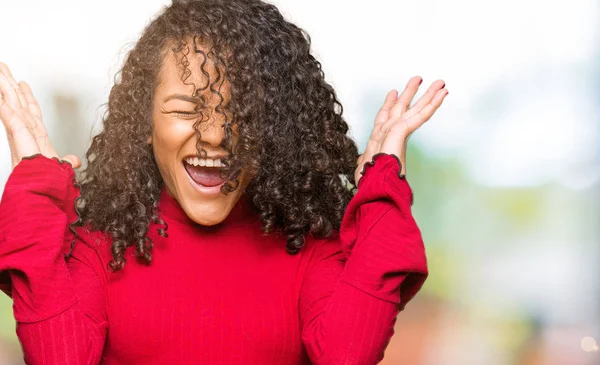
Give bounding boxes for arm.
[300,153,427,365]
[0,155,107,364]
[301,77,447,364]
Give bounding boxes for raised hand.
[355,76,447,185]
[0,63,80,170]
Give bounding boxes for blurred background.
[0,0,598,364]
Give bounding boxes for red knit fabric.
[0,153,427,365]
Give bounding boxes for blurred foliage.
[0,294,17,345]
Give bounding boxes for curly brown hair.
[74,0,360,271]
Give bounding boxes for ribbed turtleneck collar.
[157,187,257,229]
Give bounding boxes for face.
[150,43,252,226]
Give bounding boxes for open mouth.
[183,157,226,188]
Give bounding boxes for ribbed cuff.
[357,152,413,206]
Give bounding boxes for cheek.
[151,114,196,182]
[152,114,194,155]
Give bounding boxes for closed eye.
[170,111,199,119]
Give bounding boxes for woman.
[0,0,447,364]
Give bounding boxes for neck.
[157,187,257,230]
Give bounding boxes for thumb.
[61,154,81,169]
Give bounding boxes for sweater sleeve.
[0,154,107,364]
[299,153,428,365]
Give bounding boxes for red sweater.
[0,153,427,365]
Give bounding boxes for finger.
[403,79,445,120]
[0,63,26,109]
[3,111,19,168]
[19,81,42,120]
[17,81,56,157]
[1,92,20,167]
[378,77,425,143]
[374,89,398,124]
[389,76,422,118]
[61,154,81,169]
[361,90,399,166]
[0,88,23,132]
[0,91,11,129]
[385,87,448,141]
[0,98,41,162]
[406,87,448,131]
[0,72,22,112]
[0,63,19,88]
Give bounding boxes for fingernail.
[419,78,423,85]
[441,83,446,89]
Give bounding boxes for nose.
[195,112,228,150]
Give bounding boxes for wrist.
[379,144,407,176]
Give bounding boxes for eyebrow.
[163,94,201,104]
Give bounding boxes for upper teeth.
[185,157,223,167]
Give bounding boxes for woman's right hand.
[0,62,81,170]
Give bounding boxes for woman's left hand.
[355,77,447,185]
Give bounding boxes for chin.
[180,197,231,226]
[190,211,227,226]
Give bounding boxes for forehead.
[157,40,231,100]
